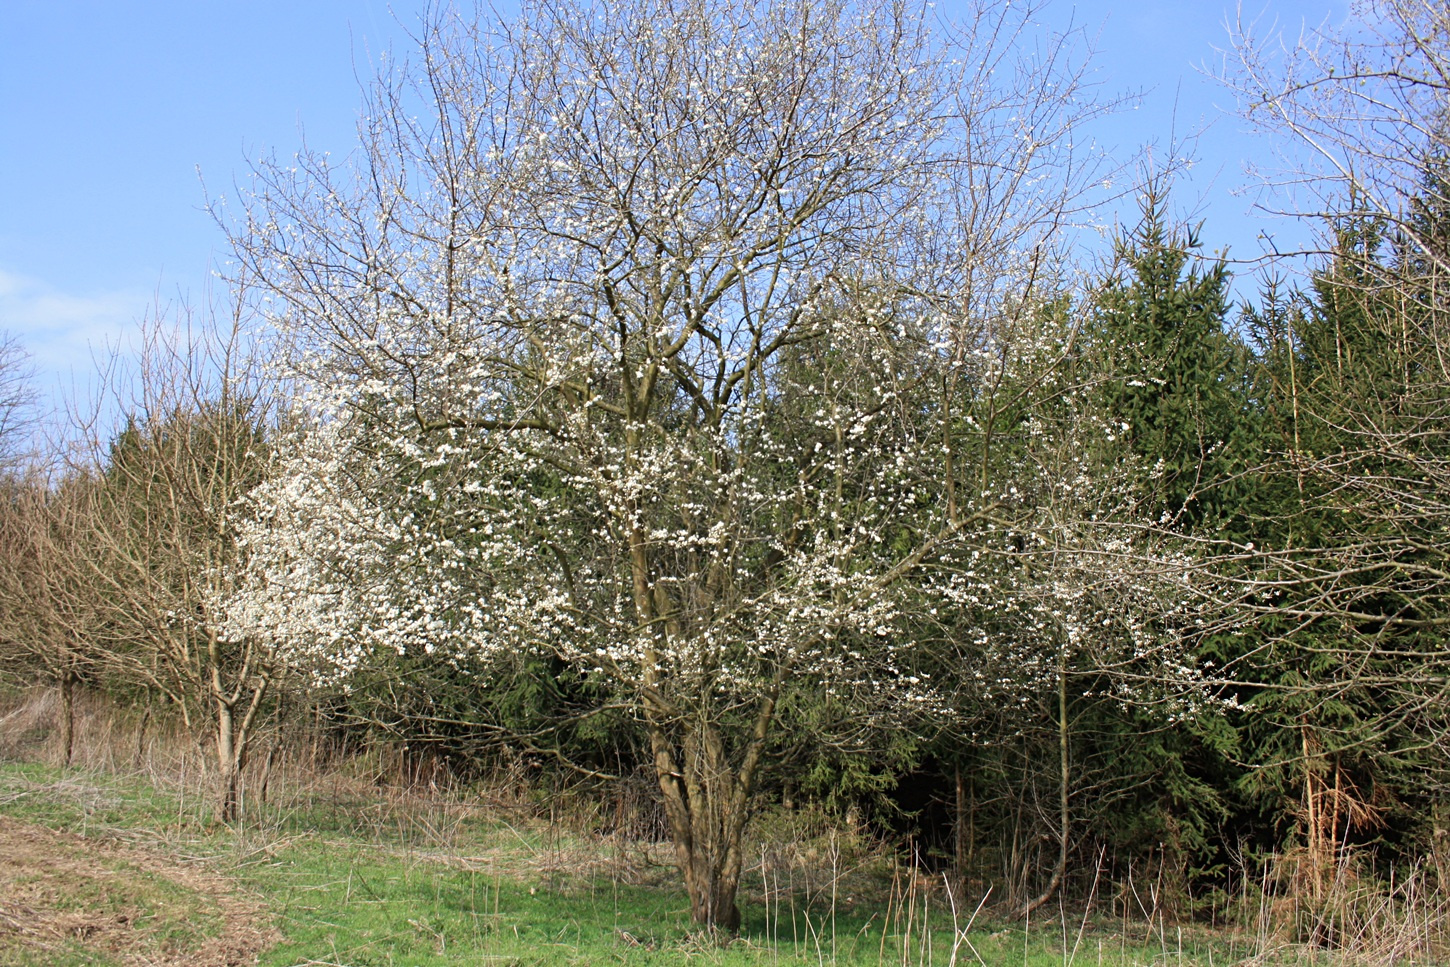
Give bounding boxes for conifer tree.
[1085,193,1252,529]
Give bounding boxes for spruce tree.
[1086,193,1253,530]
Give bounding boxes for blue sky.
[0,0,1347,398]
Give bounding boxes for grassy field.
[0,760,1431,966]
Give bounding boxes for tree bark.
[133,703,150,770]
[58,669,76,768]
[216,699,240,823]
[653,718,753,933]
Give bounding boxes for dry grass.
[0,813,277,966]
[6,685,1450,965]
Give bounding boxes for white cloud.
[0,267,149,393]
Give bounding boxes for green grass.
[0,761,1354,966]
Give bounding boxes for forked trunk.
[686,856,744,932]
[211,667,268,825]
[631,522,779,934]
[653,721,750,933]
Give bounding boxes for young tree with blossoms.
[910,282,1233,912]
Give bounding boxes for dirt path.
[0,815,277,966]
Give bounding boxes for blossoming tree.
[220,0,1115,929]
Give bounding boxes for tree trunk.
[954,765,971,881]
[1017,661,1070,919]
[216,700,240,823]
[687,860,744,933]
[58,670,76,768]
[211,669,268,825]
[653,719,750,933]
[256,737,281,805]
[133,703,151,770]
[219,761,241,825]
[629,483,780,934]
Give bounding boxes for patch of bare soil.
[0,815,277,966]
